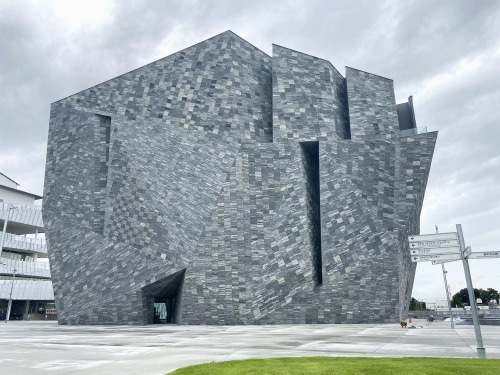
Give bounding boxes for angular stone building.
[44,31,437,325]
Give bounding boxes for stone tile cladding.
[43,31,437,325]
[272,45,350,142]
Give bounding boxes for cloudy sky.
[1,0,499,302]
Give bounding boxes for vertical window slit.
[300,141,323,285]
[94,114,111,234]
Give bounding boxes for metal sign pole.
[435,225,455,329]
[441,263,455,329]
[457,224,486,359]
[5,268,17,323]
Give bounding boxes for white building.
[0,172,55,320]
[423,299,450,311]
[434,299,450,311]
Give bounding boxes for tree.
[409,297,426,310]
[451,288,499,308]
[479,288,500,305]
[409,297,418,310]
[451,288,471,308]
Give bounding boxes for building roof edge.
[0,172,20,187]
[0,184,43,200]
[52,30,269,105]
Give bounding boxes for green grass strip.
[168,356,500,374]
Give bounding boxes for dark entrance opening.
[153,297,176,324]
[142,269,185,324]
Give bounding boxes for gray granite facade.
[43,31,437,325]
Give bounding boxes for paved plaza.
[1,320,499,374]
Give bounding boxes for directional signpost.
[409,233,461,263]
[408,226,498,359]
[456,224,486,359]
[468,251,500,259]
[411,247,461,255]
[411,253,461,263]
[409,230,459,330]
[409,232,458,241]
[431,259,458,265]
[409,238,459,249]
[409,234,459,253]
[431,246,471,264]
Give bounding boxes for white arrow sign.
[432,259,459,265]
[408,239,459,249]
[410,247,461,255]
[411,253,462,262]
[430,247,473,263]
[408,232,458,242]
[467,251,500,260]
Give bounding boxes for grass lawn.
[167,357,500,374]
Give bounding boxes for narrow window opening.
[94,114,111,234]
[300,141,323,285]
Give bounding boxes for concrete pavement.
[0,319,499,374]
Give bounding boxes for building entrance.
[142,269,185,325]
[153,297,176,324]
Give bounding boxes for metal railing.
[1,202,42,215]
[0,202,43,228]
[400,126,428,137]
[3,233,46,248]
[0,257,51,278]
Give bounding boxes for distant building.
[424,301,436,310]
[434,299,450,311]
[44,31,437,325]
[0,172,55,320]
[489,299,499,309]
[423,299,454,311]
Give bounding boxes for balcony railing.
[0,202,42,212]
[0,202,43,228]
[400,126,428,137]
[1,233,47,253]
[0,257,51,278]
[0,279,54,300]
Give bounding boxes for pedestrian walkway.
[0,319,499,374]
